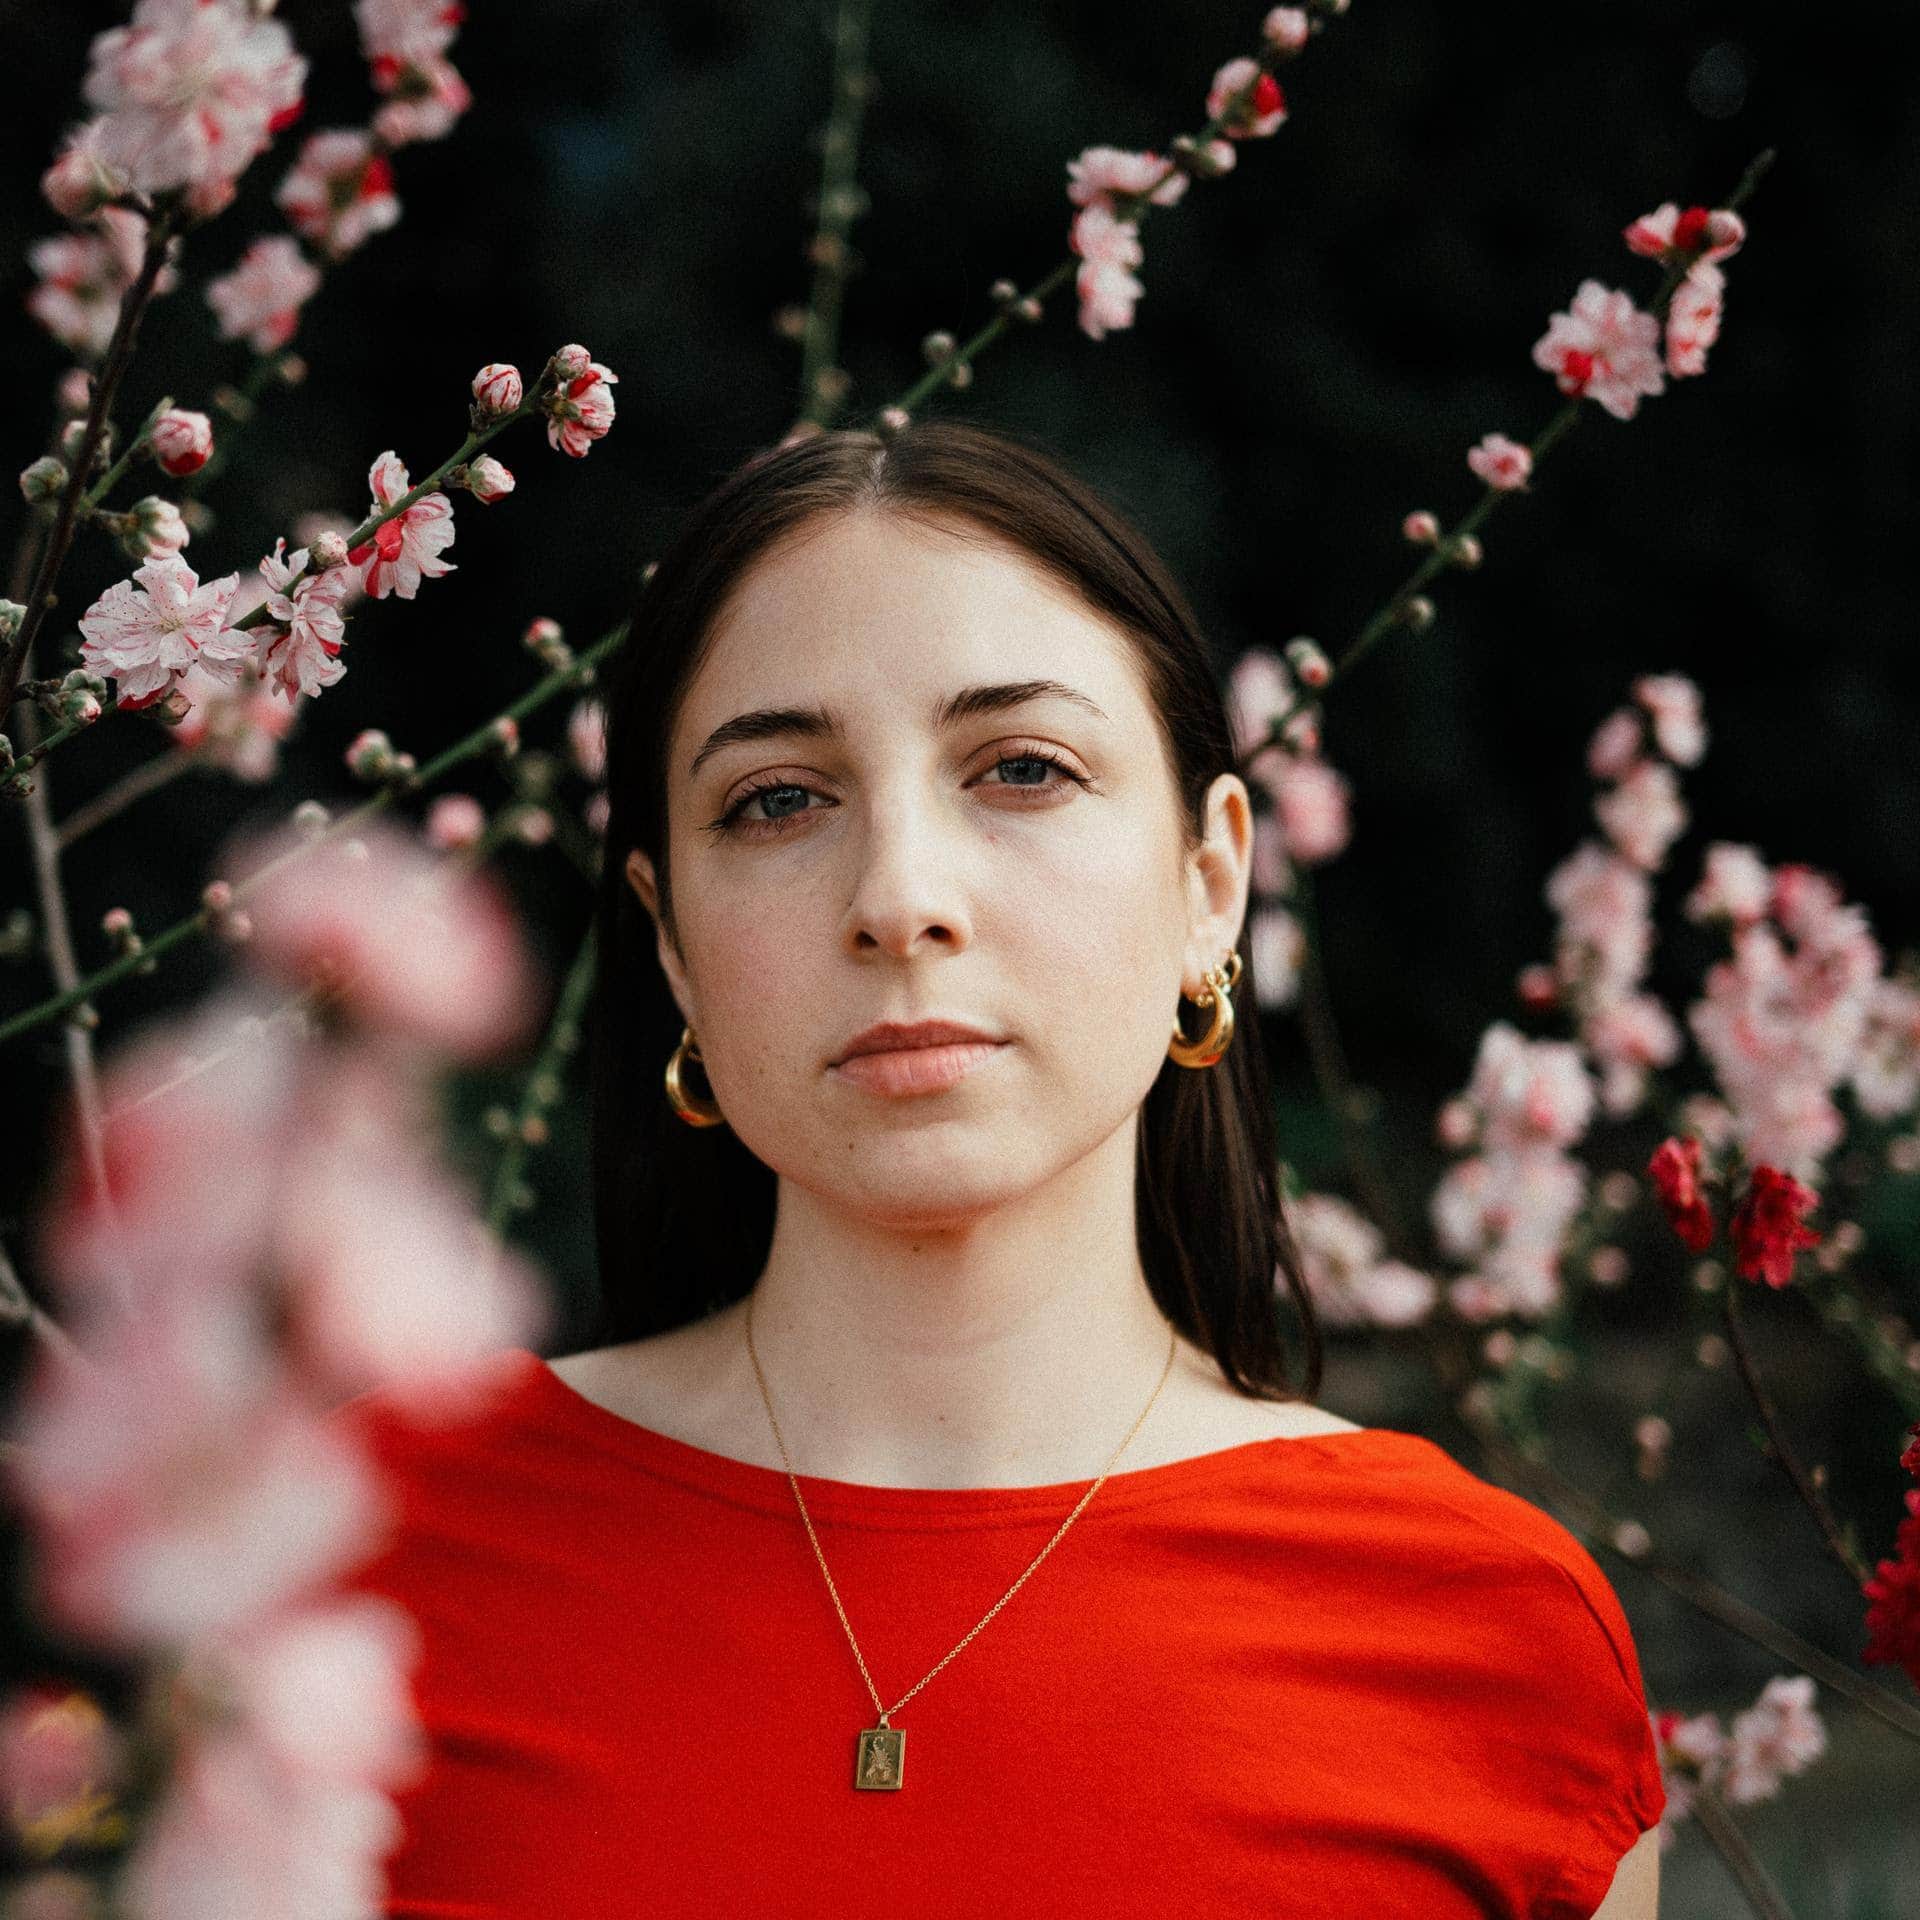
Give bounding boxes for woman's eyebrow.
[686,679,1109,779]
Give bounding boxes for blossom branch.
[792,0,876,428]
[0,194,182,718]
[1722,1274,1873,1586]
[484,923,598,1237]
[1232,145,1777,778]
[0,623,626,1049]
[1684,1780,1795,1920]
[1455,1400,1920,1749]
[860,21,1332,426]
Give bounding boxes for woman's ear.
[625,847,694,1028]
[1181,773,1254,995]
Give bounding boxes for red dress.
[329,1347,1665,1918]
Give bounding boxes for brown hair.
[588,419,1323,1403]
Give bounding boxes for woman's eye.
[710,749,1086,838]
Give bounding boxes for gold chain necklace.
[745,1290,1179,1791]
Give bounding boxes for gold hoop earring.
[665,1024,726,1127]
[1167,950,1243,1069]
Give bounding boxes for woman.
[336,421,1665,1917]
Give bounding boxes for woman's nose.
[837,783,976,959]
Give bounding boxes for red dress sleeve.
[1491,1511,1669,1919]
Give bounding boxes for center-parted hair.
[589,418,1322,1403]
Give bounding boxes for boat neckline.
[503,1346,1434,1524]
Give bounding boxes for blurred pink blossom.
[206,234,323,355]
[81,0,306,196]
[276,130,401,258]
[224,815,537,1061]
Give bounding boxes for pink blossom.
[543,360,619,459]
[1595,757,1689,871]
[1718,1677,1825,1805]
[567,699,607,782]
[472,362,523,414]
[1431,1144,1587,1320]
[275,130,400,258]
[1633,671,1706,765]
[347,451,456,599]
[1248,903,1303,1009]
[1585,992,1684,1117]
[82,0,306,196]
[41,119,131,220]
[424,793,485,849]
[78,553,252,713]
[371,52,472,147]
[1065,145,1187,211]
[168,658,299,780]
[1849,975,1920,1122]
[1268,753,1351,864]
[118,1731,405,1920]
[356,0,467,65]
[1546,841,1655,1001]
[151,408,213,477]
[1622,201,1746,266]
[1074,251,1144,340]
[222,814,537,1062]
[462,454,515,504]
[5,1310,385,1652]
[1291,1192,1438,1328]
[1250,808,1293,895]
[1665,260,1725,378]
[1070,198,1143,270]
[1464,1023,1597,1153]
[278,1053,552,1403]
[1466,431,1533,490]
[27,209,179,359]
[1685,842,1772,924]
[206,234,323,355]
[1206,56,1287,137]
[1532,279,1667,421]
[1586,707,1643,782]
[1227,647,1295,760]
[1262,8,1312,54]
[255,538,351,702]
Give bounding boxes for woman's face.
[627,507,1252,1231]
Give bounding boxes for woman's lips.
[830,1039,1010,1096]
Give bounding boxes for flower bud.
[1448,533,1484,570]
[988,278,1020,306]
[488,715,520,757]
[1705,209,1746,253]
[1399,594,1436,633]
[1261,7,1311,54]
[1516,962,1559,1011]
[345,728,400,780]
[876,406,912,439]
[1283,637,1330,687]
[460,455,515,504]
[0,600,25,644]
[522,616,571,671]
[509,804,554,846]
[20,457,69,506]
[426,793,486,850]
[1401,509,1440,545]
[920,330,957,364]
[549,343,593,383]
[122,496,191,560]
[277,353,308,387]
[150,408,214,477]
[57,368,94,416]
[42,129,128,221]
[473,362,523,414]
[102,906,134,940]
[60,418,110,467]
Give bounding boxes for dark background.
[3,3,1918,1899]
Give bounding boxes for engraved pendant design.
[855,1723,905,1790]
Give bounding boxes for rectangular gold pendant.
[855,1725,905,1790]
